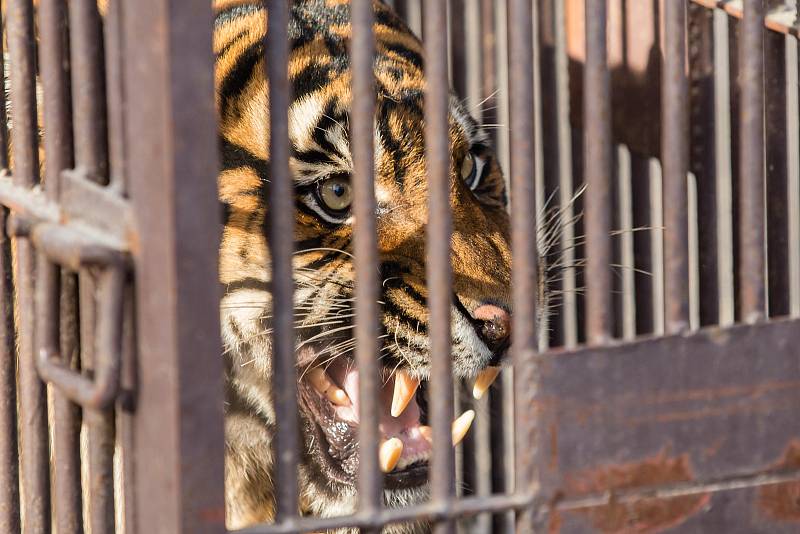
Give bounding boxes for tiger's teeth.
[308,368,333,393]
[326,387,351,406]
[308,367,350,406]
[451,410,476,446]
[472,367,502,399]
[390,370,420,417]
[379,438,404,472]
[419,425,433,443]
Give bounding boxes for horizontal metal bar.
[690,0,799,37]
[30,222,127,270]
[239,493,536,534]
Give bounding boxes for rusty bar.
[7,0,50,532]
[104,0,127,191]
[37,3,82,529]
[508,0,538,530]
[239,492,534,534]
[350,0,382,520]
[124,0,225,531]
[449,0,467,96]
[424,1,455,532]
[739,0,767,322]
[264,0,300,522]
[584,0,613,343]
[0,206,19,534]
[662,0,691,333]
[69,0,108,182]
[0,5,19,531]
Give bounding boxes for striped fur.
[216,1,512,530]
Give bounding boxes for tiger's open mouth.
[298,354,501,490]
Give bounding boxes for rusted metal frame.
[7,1,51,532]
[764,26,791,317]
[240,492,534,533]
[349,0,382,522]
[690,0,800,37]
[584,0,613,343]
[0,7,20,531]
[123,0,225,531]
[37,1,82,531]
[506,0,539,531]
[103,0,127,192]
[424,1,456,532]
[662,0,691,333]
[533,316,800,530]
[739,0,767,322]
[263,0,300,523]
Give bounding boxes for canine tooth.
[451,410,475,446]
[326,387,351,406]
[308,368,333,393]
[419,426,433,443]
[472,367,502,399]
[391,370,420,417]
[379,438,404,472]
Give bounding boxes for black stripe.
[219,40,263,119]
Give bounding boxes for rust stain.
[565,452,710,533]
[757,440,800,522]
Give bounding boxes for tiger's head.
[215,1,512,530]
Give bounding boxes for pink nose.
[472,304,511,352]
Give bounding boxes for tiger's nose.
[472,304,511,355]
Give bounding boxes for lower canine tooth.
[472,367,502,399]
[326,387,350,406]
[419,425,433,443]
[379,438,404,472]
[451,410,475,446]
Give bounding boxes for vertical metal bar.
[38,2,83,531]
[584,0,613,343]
[0,6,20,532]
[69,0,115,530]
[7,1,50,532]
[787,29,800,317]
[616,145,636,340]
[69,0,108,183]
[739,0,766,322]
[424,2,455,533]
[124,0,225,531]
[713,9,735,326]
[662,0,690,333]
[104,0,127,192]
[264,0,300,522]
[508,0,537,531]
[350,0,382,524]
[449,0,467,96]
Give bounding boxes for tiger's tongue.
[328,360,431,458]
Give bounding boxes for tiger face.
[215,1,512,530]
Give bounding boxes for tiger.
[215,0,516,531]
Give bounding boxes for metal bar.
[584,0,613,343]
[788,26,800,317]
[0,5,19,531]
[739,0,766,322]
[350,0,382,522]
[449,0,467,96]
[37,4,82,528]
[690,0,800,37]
[662,0,691,333]
[507,0,538,531]
[104,0,127,192]
[124,0,225,531]
[239,492,535,534]
[264,0,300,522]
[7,0,50,532]
[424,2,455,532]
[69,0,108,182]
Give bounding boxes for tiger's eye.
[319,177,353,212]
[460,153,476,181]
